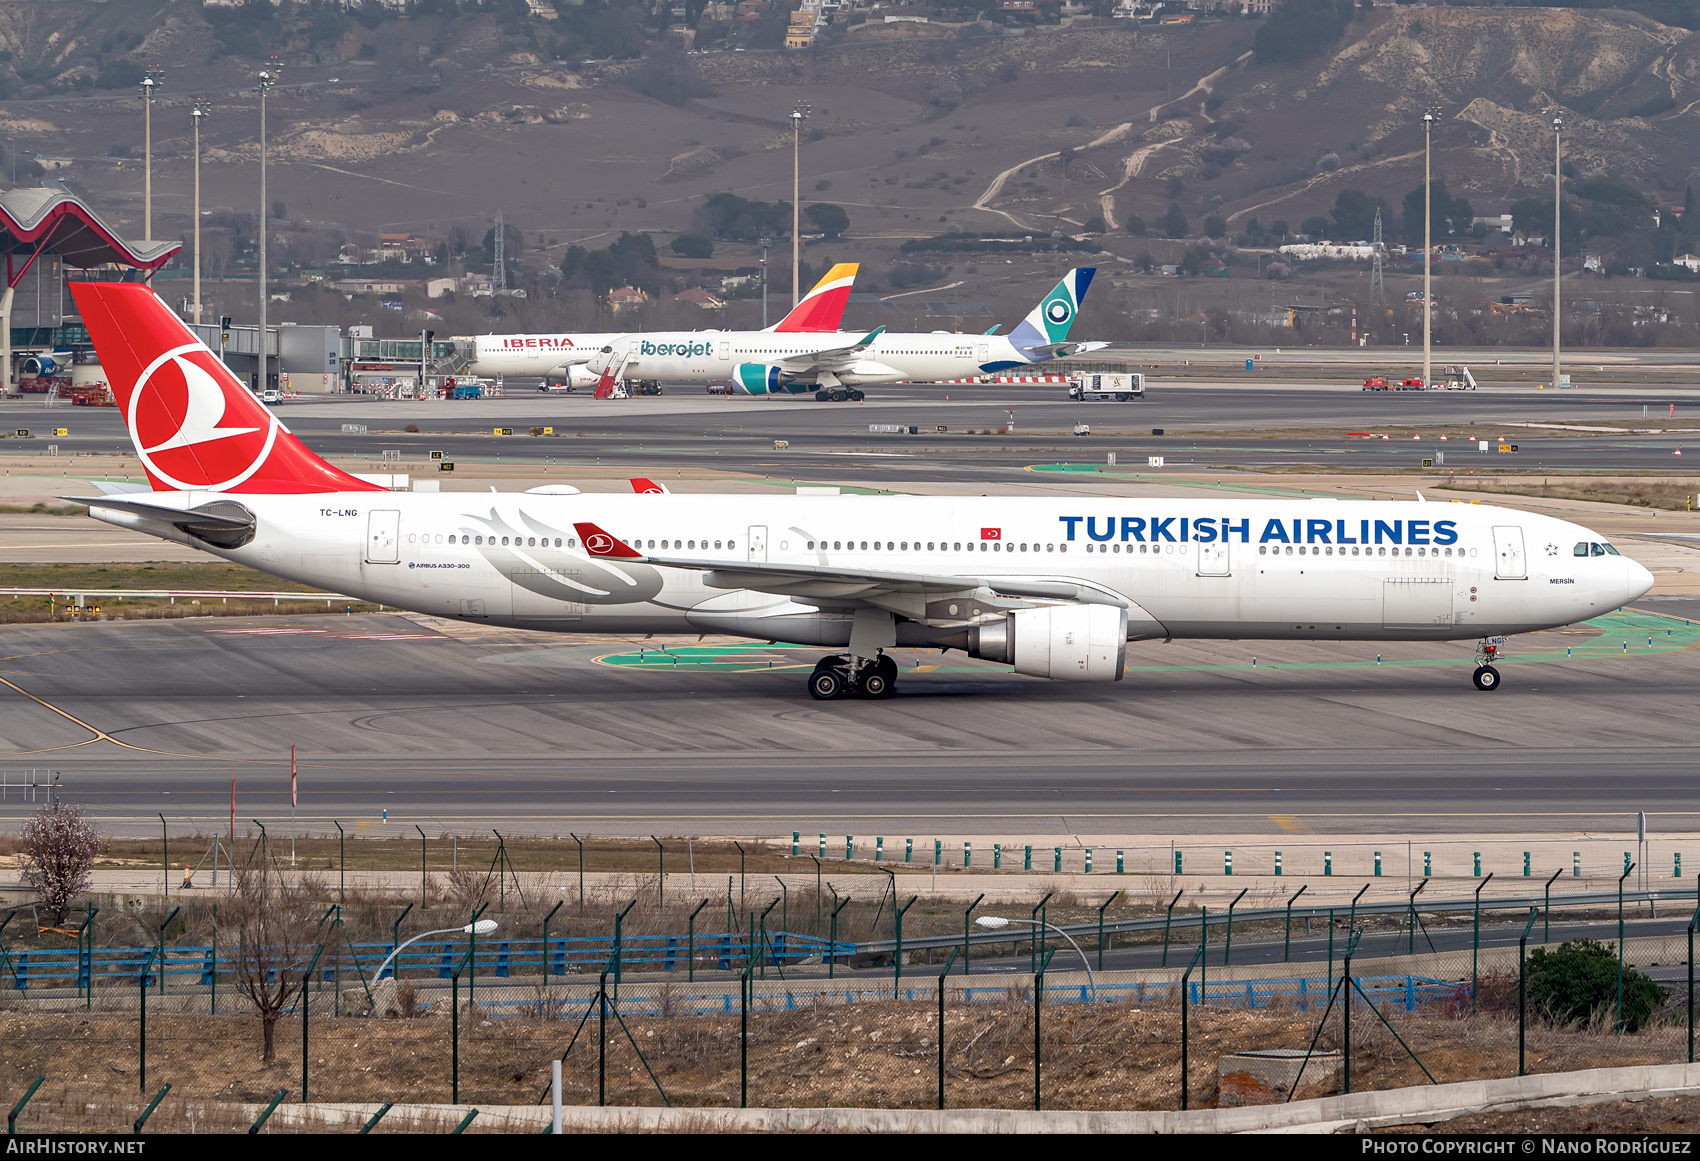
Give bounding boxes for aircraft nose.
[1623,556,1655,604]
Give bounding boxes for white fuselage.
[91,493,1652,649]
[613,331,1027,387]
[470,333,618,379]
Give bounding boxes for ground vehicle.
[450,384,483,400]
[1067,372,1145,401]
[1399,378,1425,389]
[1362,377,1389,391]
[258,387,282,404]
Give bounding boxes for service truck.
[1066,372,1145,401]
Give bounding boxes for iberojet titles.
[1055,514,1460,546]
[636,340,714,358]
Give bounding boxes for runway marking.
[590,610,1700,679]
[1270,815,1313,834]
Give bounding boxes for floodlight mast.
[791,100,810,311]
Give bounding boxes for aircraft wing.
[573,521,1126,624]
[1021,339,1110,358]
[773,326,886,373]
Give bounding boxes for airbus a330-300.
[69,282,1651,701]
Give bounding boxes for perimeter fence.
[3,879,1700,1130]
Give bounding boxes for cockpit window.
[1590,543,1606,557]
[1574,542,1590,557]
[1602,543,1621,556]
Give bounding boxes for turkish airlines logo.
[585,533,615,555]
[130,344,279,491]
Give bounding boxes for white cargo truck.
[1067,372,1145,401]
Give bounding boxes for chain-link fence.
[3,883,1699,1129]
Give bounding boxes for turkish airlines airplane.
[70,282,1652,700]
[468,262,859,390]
[590,267,1108,401]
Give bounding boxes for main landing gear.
[808,651,897,700]
[1472,636,1505,692]
[814,388,865,402]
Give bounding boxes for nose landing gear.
[807,651,898,700]
[1472,636,1505,691]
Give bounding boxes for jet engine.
[966,604,1127,681]
[20,354,60,377]
[733,364,792,395]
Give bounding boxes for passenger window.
[527,537,536,547]
[1259,545,1267,555]
[501,536,510,546]
[715,540,723,549]
[861,541,868,550]
[834,541,841,550]
[1285,546,1293,555]
[1047,544,1054,552]
[954,543,961,551]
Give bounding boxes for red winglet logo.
[980,527,1002,541]
[629,478,668,495]
[574,522,643,559]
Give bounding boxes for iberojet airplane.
[71,281,1651,700]
[590,267,1108,401]
[469,262,859,390]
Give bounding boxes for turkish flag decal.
[980,528,1002,541]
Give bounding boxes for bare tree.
[230,849,320,1062]
[19,802,101,924]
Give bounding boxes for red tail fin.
[629,478,668,494]
[69,282,382,494]
[770,262,858,333]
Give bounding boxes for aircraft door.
[365,509,400,564]
[1492,526,1527,579]
[747,525,768,562]
[975,343,989,362]
[1196,540,1229,576]
[718,341,730,360]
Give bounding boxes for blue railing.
[1,931,848,991]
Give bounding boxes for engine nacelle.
[546,365,600,389]
[967,605,1127,682]
[732,364,803,395]
[20,355,59,377]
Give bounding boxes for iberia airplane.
[469,262,859,390]
[70,282,1651,700]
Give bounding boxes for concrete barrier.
[252,1061,1700,1133]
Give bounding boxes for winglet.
[630,478,670,495]
[857,325,886,347]
[574,522,644,559]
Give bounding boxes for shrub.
[1125,215,1147,237]
[1526,939,1666,1033]
[669,233,715,259]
